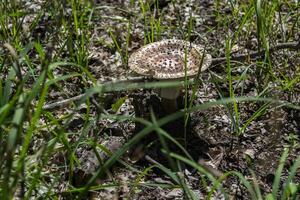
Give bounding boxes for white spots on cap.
[128,39,212,79]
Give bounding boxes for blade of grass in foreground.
[226,38,240,135]
[250,169,263,200]
[3,70,48,198]
[271,148,289,199]
[150,110,197,200]
[281,154,300,200]
[207,170,256,200]
[17,60,94,198]
[0,67,16,106]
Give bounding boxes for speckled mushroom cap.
[128,39,212,79]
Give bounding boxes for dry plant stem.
[145,155,164,166]
[211,41,300,65]
[43,41,299,111]
[43,93,86,110]
[90,97,109,115]
[3,43,23,81]
[197,159,224,178]
[42,77,147,110]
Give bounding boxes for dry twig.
[211,41,300,65]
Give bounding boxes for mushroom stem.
[161,98,178,114]
[159,87,181,114]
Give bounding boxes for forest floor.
[1,0,300,199]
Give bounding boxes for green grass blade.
[1,67,16,106]
[272,148,290,199]
[281,154,300,200]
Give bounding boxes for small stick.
[211,41,300,65]
[145,155,164,167]
[42,93,87,110]
[42,77,147,110]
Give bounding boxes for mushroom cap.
[128,39,212,79]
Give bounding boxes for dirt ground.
[15,0,300,199]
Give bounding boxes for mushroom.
[128,39,212,113]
